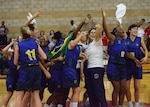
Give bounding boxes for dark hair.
[49,29,55,35]
[128,24,137,31]
[70,20,74,23]
[126,24,137,35]
[142,18,145,22]
[101,30,105,35]
[22,34,30,39]
[70,20,74,26]
[40,30,45,35]
[111,27,117,35]
[53,31,62,42]
[88,27,96,34]
[28,24,35,31]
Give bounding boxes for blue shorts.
[106,62,127,81]
[126,65,142,80]
[16,66,42,91]
[48,80,62,93]
[48,61,64,92]
[48,69,62,93]
[6,69,19,91]
[62,65,80,88]
[41,72,48,89]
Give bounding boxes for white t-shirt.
[48,41,55,51]
[70,24,77,32]
[137,27,145,39]
[87,39,104,68]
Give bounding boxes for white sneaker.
[128,101,133,107]
[134,102,140,107]
[44,103,49,107]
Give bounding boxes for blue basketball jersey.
[18,38,39,65]
[64,45,80,68]
[50,39,64,80]
[62,45,81,88]
[126,36,142,65]
[6,53,19,91]
[108,37,127,64]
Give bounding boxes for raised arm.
[95,24,101,42]
[117,21,127,39]
[101,8,115,45]
[14,44,19,66]
[2,39,15,54]
[68,31,85,50]
[2,39,17,59]
[74,18,86,38]
[23,10,42,26]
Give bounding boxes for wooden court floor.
[1,73,150,107]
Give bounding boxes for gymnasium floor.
[0,73,150,107]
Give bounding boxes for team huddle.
[1,7,148,107]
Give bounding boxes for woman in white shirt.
[85,24,108,107]
[137,24,145,39]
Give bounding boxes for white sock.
[128,101,133,107]
[134,102,140,107]
[69,102,78,107]
[49,103,56,107]
[57,104,63,107]
[44,103,50,107]
[2,105,5,107]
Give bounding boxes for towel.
[116,3,126,24]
